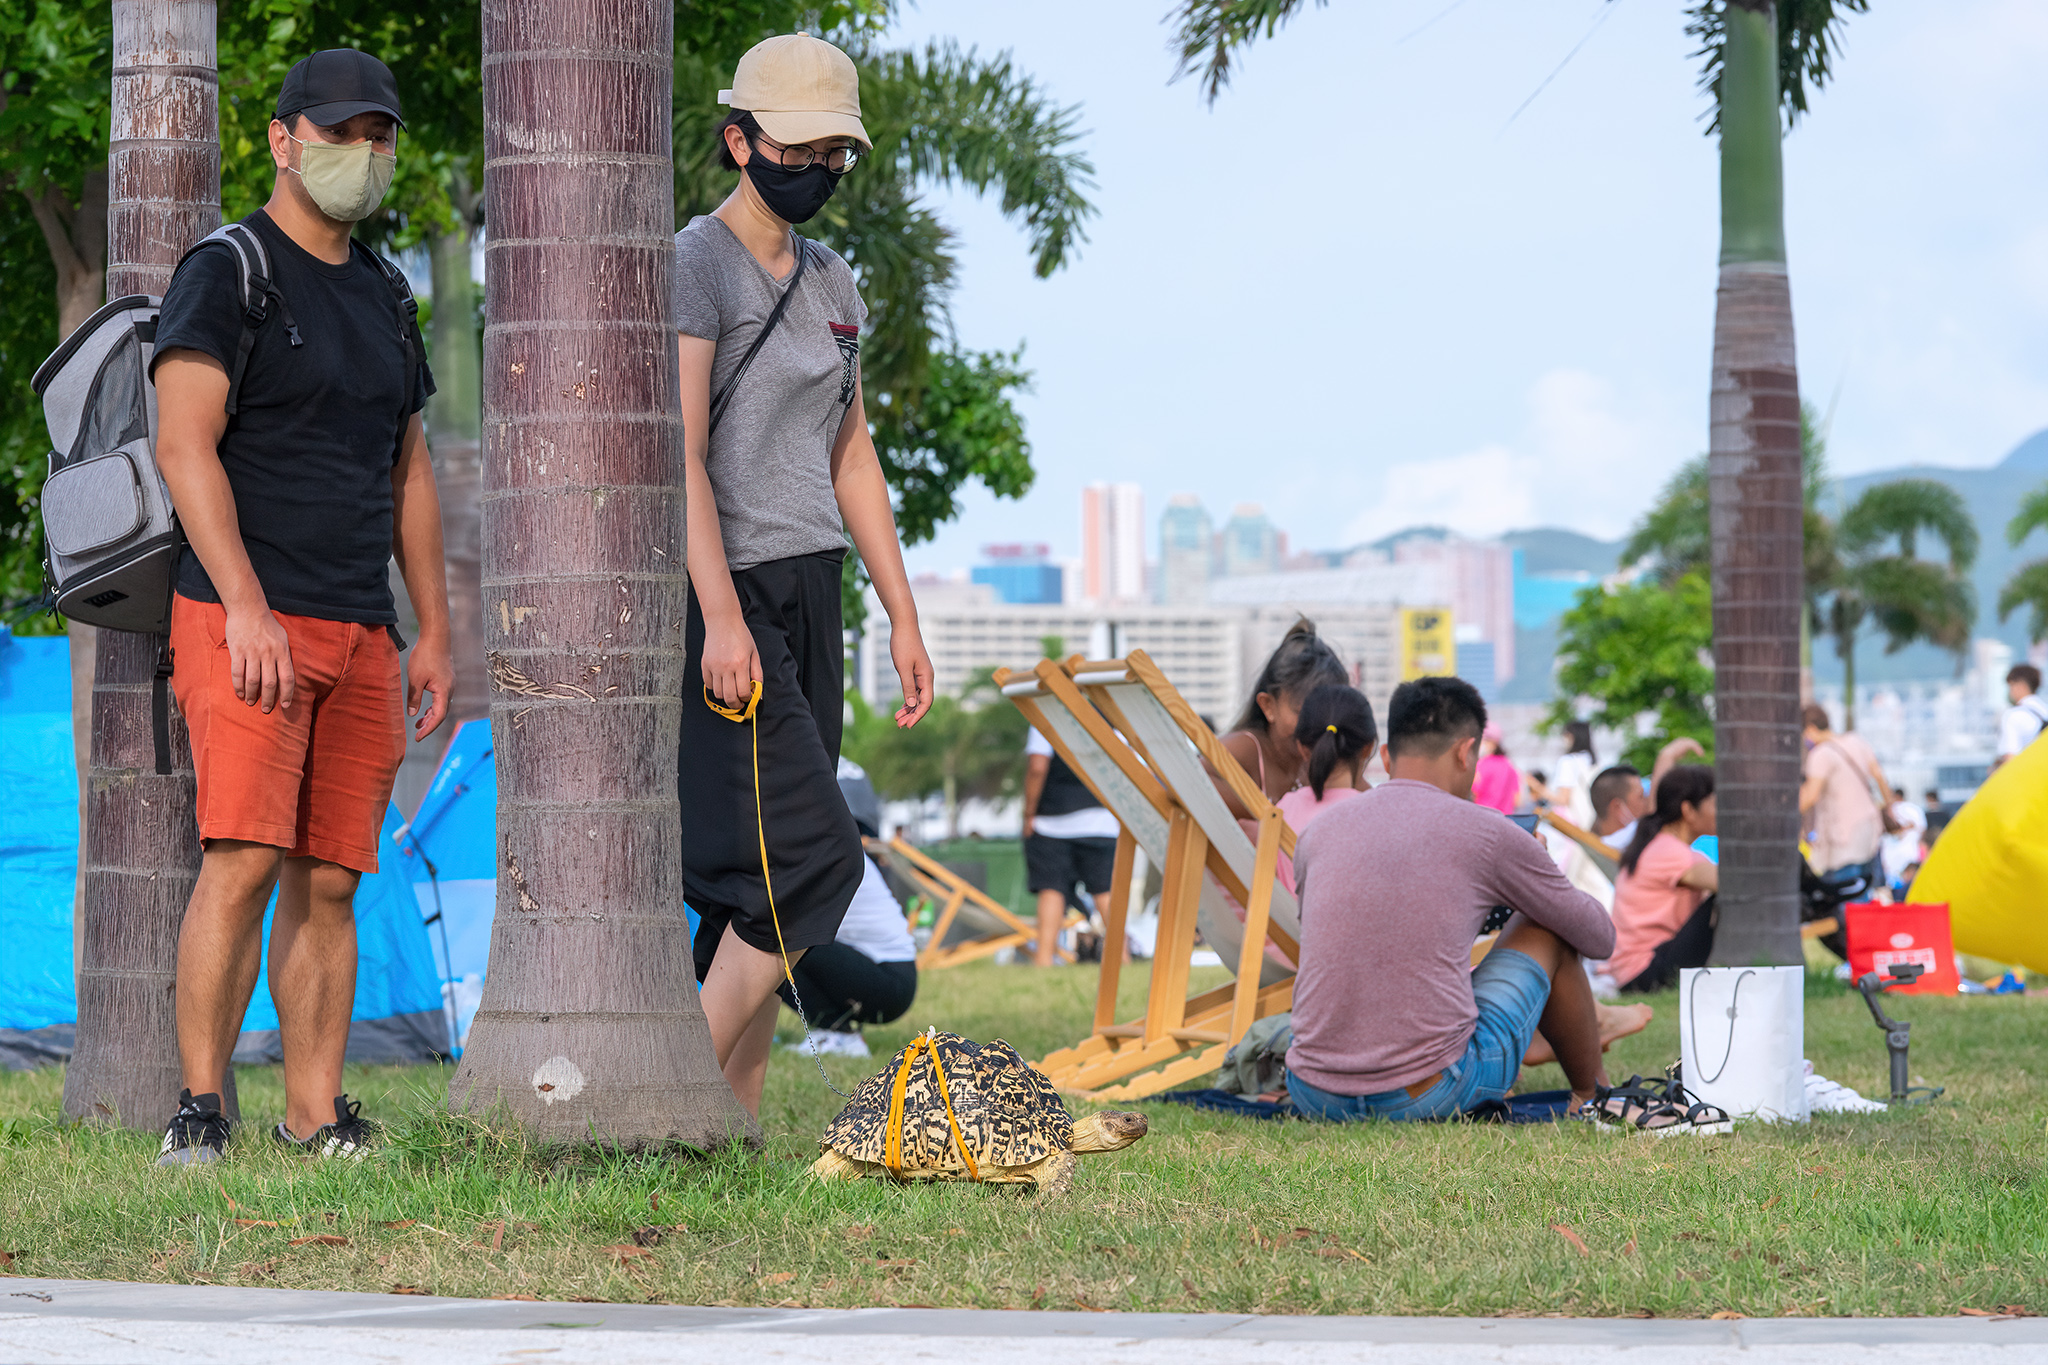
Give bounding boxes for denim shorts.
[1286,946,1552,1122]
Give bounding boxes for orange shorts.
[170,594,405,874]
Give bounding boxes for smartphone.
[1509,813,1540,833]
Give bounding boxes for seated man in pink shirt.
[1285,675,1616,1121]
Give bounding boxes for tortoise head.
[1069,1110,1148,1153]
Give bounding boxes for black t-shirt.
[152,210,434,624]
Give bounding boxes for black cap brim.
[288,99,405,129]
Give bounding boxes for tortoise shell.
[821,1031,1073,1172]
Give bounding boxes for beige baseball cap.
[719,34,870,150]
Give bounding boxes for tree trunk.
[63,0,222,1128]
[392,180,487,812]
[449,0,754,1149]
[1838,611,1857,732]
[1707,0,1803,968]
[25,169,112,1002]
[427,174,486,731]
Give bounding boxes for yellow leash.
[882,1031,979,1181]
[703,679,849,1097]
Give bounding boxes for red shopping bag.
[1843,902,1958,995]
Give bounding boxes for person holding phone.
[675,35,933,1116]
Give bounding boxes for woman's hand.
[702,609,761,710]
[891,625,934,728]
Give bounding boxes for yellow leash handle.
[703,680,798,995]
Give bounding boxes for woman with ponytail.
[1208,618,1351,818]
[1217,684,1377,968]
[1606,765,1719,994]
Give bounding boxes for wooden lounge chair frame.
[994,651,1301,1100]
[1538,809,1621,883]
[866,836,1079,970]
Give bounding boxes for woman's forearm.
[831,382,917,630]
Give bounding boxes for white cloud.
[1341,368,1685,546]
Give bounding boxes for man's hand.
[892,626,934,729]
[406,635,454,741]
[225,606,296,713]
[703,611,761,710]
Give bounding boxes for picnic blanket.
[1151,1088,1577,1125]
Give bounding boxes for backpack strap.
[170,221,304,416]
[351,240,424,415]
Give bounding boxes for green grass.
[3,961,2046,1317]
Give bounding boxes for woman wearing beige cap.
[675,33,933,1116]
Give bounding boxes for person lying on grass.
[1284,674,1618,1121]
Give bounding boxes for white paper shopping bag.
[1679,965,1809,1123]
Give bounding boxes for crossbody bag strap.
[708,235,810,436]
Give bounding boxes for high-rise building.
[1388,533,1517,683]
[971,543,1063,605]
[1219,503,1280,578]
[1081,482,1145,604]
[1158,495,1213,605]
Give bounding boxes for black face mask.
[745,155,838,225]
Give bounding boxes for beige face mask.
[288,130,396,222]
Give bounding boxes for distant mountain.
[1501,527,1623,577]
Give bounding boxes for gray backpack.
[33,219,419,773]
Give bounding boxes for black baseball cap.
[274,49,404,128]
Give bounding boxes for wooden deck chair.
[865,837,1079,969]
[994,651,1301,1100]
[1538,810,1621,882]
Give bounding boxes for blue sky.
[879,0,2048,574]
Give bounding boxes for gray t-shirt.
[674,215,868,571]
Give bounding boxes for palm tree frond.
[2008,483,2048,549]
[1164,0,1325,105]
[1998,559,2048,643]
[1685,0,1871,134]
[1835,478,1978,571]
[861,42,1097,278]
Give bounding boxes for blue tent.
[230,803,452,1065]
[390,718,499,1050]
[0,630,81,1068]
[0,626,447,1069]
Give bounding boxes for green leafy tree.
[1816,479,1976,729]
[843,667,1027,837]
[1546,574,1715,774]
[1999,484,2048,644]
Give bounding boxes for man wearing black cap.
[149,50,450,1165]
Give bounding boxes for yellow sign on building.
[1400,608,1457,681]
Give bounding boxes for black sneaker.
[156,1089,232,1167]
[273,1094,379,1160]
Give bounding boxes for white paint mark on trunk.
[531,1056,584,1105]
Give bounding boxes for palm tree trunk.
[450,0,753,1148]
[1839,622,1857,732]
[64,0,222,1128]
[390,177,488,811]
[1707,0,1804,968]
[426,173,486,733]
[25,169,111,1003]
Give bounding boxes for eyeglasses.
[752,132,859,174]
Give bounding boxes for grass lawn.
[2,960,2045,1317]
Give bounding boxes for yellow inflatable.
[1910,733,2048,975]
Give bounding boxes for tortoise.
[810,1029,1148,1193]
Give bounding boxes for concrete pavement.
[3,1278,2044,1364]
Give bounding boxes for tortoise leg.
[1028,1149,1077,1195]
[811,1150,866,1181]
